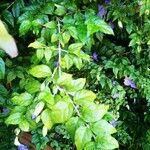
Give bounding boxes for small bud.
[118,20,123,29]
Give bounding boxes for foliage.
[0,0,150,150]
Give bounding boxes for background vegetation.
[0,0,150,149]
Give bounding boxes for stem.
[73,104,81,117]
[57,18,61,77]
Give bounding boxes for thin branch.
[57,18,61,77]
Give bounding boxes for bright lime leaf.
[0,58,5,79]
[62,31,70,44]
[65,78,86,93]
[91,119,116,135]
[51,33,59,43]
[81,103,109,122]
[44,21,57,28]
[96,134,119,149]
[66,117,84,141]
[28,41,46,49]
[33,101,45,117]
[29,65,52,78]
[41,109,53,129]
[74,90,96,105]
[36,49,44,60]
[61,54,74,69]
[75,126,92,150]
[84,142,97,150]
[12,92,32,106]
[19,118,30,132]
[44,48,52,63]
[56,72,72,85]
[73,57,83,70]
[68,26,78,39]
[5,112,22,125]
[51,101,73,123]
[86,16,114,35]
[68,43,83,52]
[38,91,54,105]
[11,106,26,114]
[25,79,40,94]
[42,126,48,137]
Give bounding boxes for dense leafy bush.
[0,0,150,150]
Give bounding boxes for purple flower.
[31,114,36,120]
[97,5,107,18]
[109,21,115,29]
[124,77,137,89]
[110,119,117,127]
[54,61,59,67]
[92,52,98,61]
[112,80,117,86]
[2,108,10,113]
[104,0,112,5]
[18,144,28,150]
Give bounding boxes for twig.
[57,18,61,77]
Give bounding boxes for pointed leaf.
[51,101,73,123]
[29,65,52,78]
[75,126,92,150]
[41,109,53,129]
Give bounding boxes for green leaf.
[7,71,16,82]
[84,142,96,150]
[2,10,14,27]
[61,54,74,69]
[19,20,31,35]
[65,78,86,93]
[29,65,52,78]
[75,126,92,150]
[96,134,119,149]
[54,4,66,16]
[44,21,57,29]
[41,3,54,14]
[73,57,83,70]
[42,126,48,137]
[38,91,54,105]
[56,72,72,85]
[76,23,88,43]
[86,16,114,35]
[41,109,53,129]
[91,119,116,136]
[68,26,78,39]
[33,101,45,117]
[0,84,8,97]
[5,112,22,125]
[0,58,5,79]
[51,33,59,43]
[12,92,32,106]
[81,103,109,122]
[25,79,40,93]
[11,106,26,114]
[69,43,83,52]
[62,31,70,44]
[66,117,84,141]
[19,118,30,132]
[36,49,44,60]
[74,90,96,105]
[28,41,46,49]
[44,48,52,63]
[51,101,73,123]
